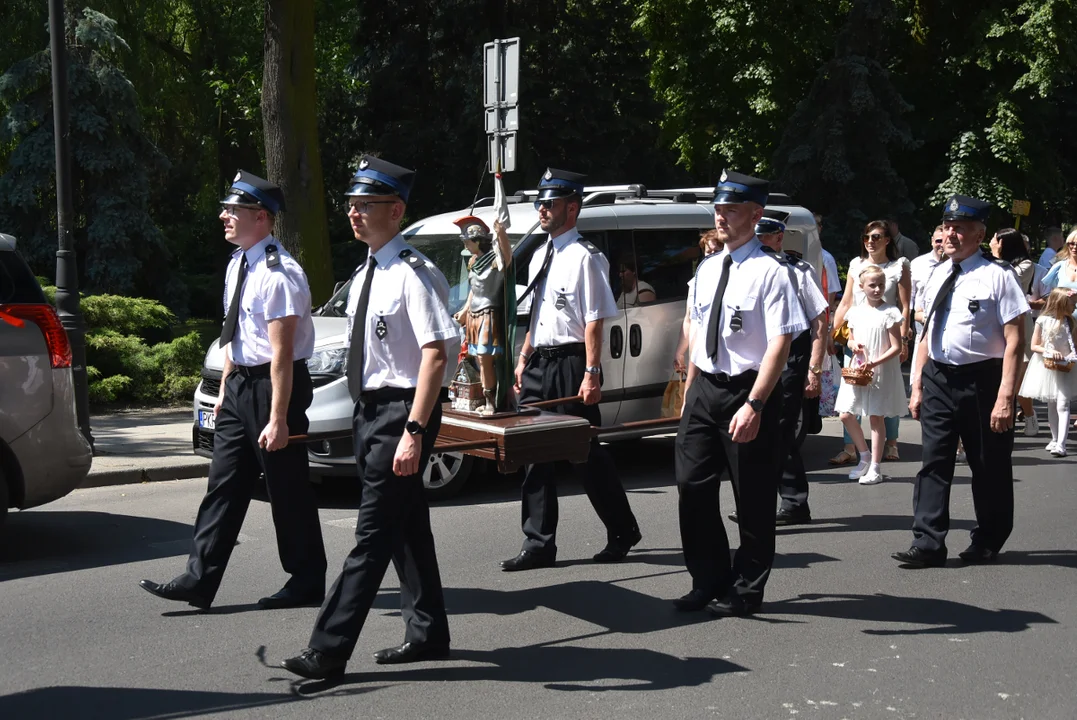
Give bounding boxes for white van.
[192,185,824,498]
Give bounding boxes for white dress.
[834,304,908,417]
[1019,316,1077,401]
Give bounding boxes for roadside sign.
[484,37,520,174]
[489,132,517,173]
[1012,200,1031,216]
[485,106,519,134]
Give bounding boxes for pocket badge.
[555,293,567,311]
[729,309,744,332]
[375,317,388,340]
[968,300,980,313]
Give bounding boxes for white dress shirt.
[1039,247,1057,268]
[910,251,944,313]
[820,248,840,297]
[689,238,809,376]
[528,227,619,347]
[224,235,315,366]
[345,234,458,391]
[788,254,829,323]
[923,253,1029,365]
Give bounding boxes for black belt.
[359,387,416,403]
[702,369,759,385]
[931,358,1003,375]
[235,359,308,377]
[534,343,585,359]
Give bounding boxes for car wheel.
[423,452,473,501]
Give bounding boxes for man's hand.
[827,337,837,356]
[803,372,821,399]
[990,396,1015,434]
[393,432,421,477]
[909,384,921,420]
[579,371,601,405]
[258,416,289,452]
[514,356,527,393]
[673,355,686,373]
[214,391,225,418]
[900,342,909,363]
[729,403,761,443]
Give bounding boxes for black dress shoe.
[139,579,210,610]
[672,588,717,612]
[501,550,556,572]
[257,587,325,610]
[775,508,812,526]
[891,547,947,568]
[958,544,999,563]
[706,594,762,617]
[281,648,347,680]
[728,511,738,523]
[593,527,642,563]
[372,641,450,665]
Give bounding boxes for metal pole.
[48,0,93,449]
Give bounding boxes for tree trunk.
[261,0,333,305]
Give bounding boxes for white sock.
[869,462,881,475]
[859,451,871,464]
[1058,394,1071,447]
[1048,402,1060,444]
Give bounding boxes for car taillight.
[0,303,73,368]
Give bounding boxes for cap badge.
[233,172,242,183]
[358,158,369,171]
[543,169,552,181]
[948,198,959,212]
[720,170,728,183]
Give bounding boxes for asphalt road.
[1,418,1075,720]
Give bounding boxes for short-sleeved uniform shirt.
[528,227,618,347]
[910,251,943,313]
[785,253,829,324]
[345,234,458,391]
[922,253,1029,365]
[820,248,840,298]
[224,234,315,366]
[689,237,809,376]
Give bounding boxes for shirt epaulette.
[577,238,602,255]
[265,244,281,268]
[399,248,427,272]
[982,252,1010,268]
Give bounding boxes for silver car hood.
[203,316,348,372]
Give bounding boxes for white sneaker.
[1051,446,1067,458]
[859,467,885,485]
[1046,441,1059,453]
[1025,414,1039,436]
[849,455,871,480]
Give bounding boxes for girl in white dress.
[1019,288,1077,457]
[834,265,908,484]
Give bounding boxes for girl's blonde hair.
[1042,288,1077,339]
[858,264,886,285]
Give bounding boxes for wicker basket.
[1044,357,1073,373]
[841,366,874,386]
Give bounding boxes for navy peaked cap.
[755,218,786,235]
[941,194,991,224]
[347,155,415,202]
[222,170,285,214]
[713,170,769,206]
[537,168,586,201]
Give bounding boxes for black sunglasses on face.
[533,199,555,210]
[863,233,887,241]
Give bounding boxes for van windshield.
[317,232,526,318]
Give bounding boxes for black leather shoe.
[958,544,999,563]
[139,579,210,610]
[672,588,717,612]
[891,547,947,568]
[593,527,642,563]
[501,550,556,572]
[728,511,738,523]
[281,648,347,680]
[372,641,450,665]
[706,594,762,617]
[257,587,325,610]
[775,508,812,526]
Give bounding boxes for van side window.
[627,229,703,305]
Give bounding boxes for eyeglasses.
[345,199,397,213]
[863,233,887,242]
[220,204,260,218]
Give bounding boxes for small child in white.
[834,265,908,484]
[1019,288,1077,457]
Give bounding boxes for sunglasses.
[863,233,887,242]
[533,199,556,211]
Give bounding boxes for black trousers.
[777,331,811,512]
[309,393,448,659]
[912,359,1014,554]
[517,351,639,554]
[182,362,326,602]
[675,370,782,603]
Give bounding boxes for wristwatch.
[746,397,764,412]
[809,364,823,376]
[405,420,426,436]
[585,365,602,375]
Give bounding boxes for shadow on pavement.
[764,592,1057,635]
[0,511,192,582]
[774,513,975,536]
[997,549,1077,570]
[0,685,302,719]
[290,644,746,695]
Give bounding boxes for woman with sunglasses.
[829,220,912,465]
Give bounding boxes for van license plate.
[198,410,216,430]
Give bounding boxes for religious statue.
[450,215,516,415]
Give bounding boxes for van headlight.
[306,346,348,376]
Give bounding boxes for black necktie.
[346,257,378,401]
[219,255,248,348]
[920,263,962,340]
[520,240,554,305]
[706,254,734,360]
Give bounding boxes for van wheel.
[423,452,473,501]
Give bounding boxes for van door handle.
[610,325,624,359]
[629,324,642,357]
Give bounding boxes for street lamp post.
[48,0,92,448]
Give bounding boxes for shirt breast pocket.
[724,294,758,334]
[370,297,406,343]
[957,283,994,322]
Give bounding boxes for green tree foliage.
[0,9,178,305]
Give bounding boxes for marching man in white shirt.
[674,171,808,617]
